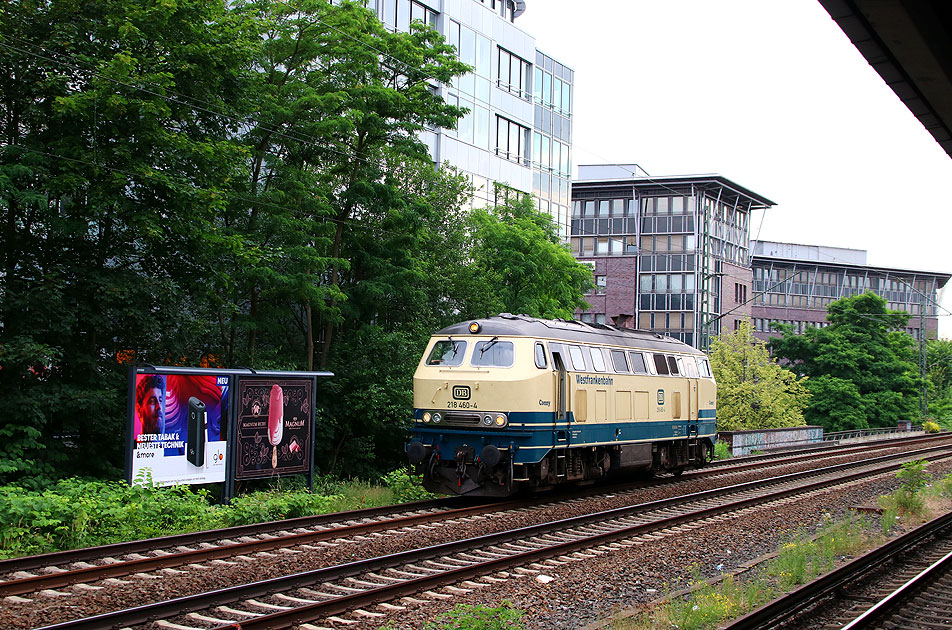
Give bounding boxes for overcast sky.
[517,0,952,338]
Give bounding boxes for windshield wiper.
[447,336,460,357]
[479,336,499,356]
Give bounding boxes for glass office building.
[376,0,572,236]
[571,165,774,349]
[750,241,950,341]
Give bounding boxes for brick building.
[570,165,774,349]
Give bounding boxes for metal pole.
[920,307,928,418]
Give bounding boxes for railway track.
[27,442,952,630]
[3,433,947,604]
[726,497,952,630]
[3,433,945,603]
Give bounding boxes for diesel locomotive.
[406,314,717,497]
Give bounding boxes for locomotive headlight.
[422,412,432,423]
[494,413,507,427]
[482,414,493,426]
[432,412,442,424]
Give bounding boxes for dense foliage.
[0,0,593,484]
[0,470,431,558]
[926,338,952,426]
[708,320,809,431]
[769,293,919,432]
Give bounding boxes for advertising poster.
[235,378,313,479]
[130,373,229,486]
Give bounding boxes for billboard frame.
[126,365,332,501]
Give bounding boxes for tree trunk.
[306,301,314,371]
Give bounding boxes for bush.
[922,420,941,433]
[0,478,219,558]
[381,468,437,502]
[222,490,337,527]
[897,460,931,495]
[713,441,732,460]
[426,602,526,630]
[0,470,438,559]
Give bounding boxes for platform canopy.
[820,0,952,158]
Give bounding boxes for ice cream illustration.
[268,384,284,468]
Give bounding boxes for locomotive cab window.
[471,340,514,367]
[652,353,669,375]
[629,351,648,374]
[667,355,680,375]
[589,347,607,372]
[534,342,548,369]
[610,350,629,373]
[426,340,466,366]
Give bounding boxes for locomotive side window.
[667,355,680,375]
[652,353,670,375]
[426,340,466,366]
[589,347,607,372]
[628,351,648,374]
[569,345,586,371]
[611,350,629,372]
[534,342,548,369]
[682,356,700,378]
[471,340,514,367]
[698,357,713,378]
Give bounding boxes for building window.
[497,47,531,100]
[495,116,529,164]
[595,275,607,294]
[735,283,747,304]
[382,0,437,32]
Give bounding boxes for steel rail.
[0,498,521,597]
[34,444,952,630]
[0,496,463,575]
[840,547,952,629]
[4,431,941,582]
[5,433,945,599]
[724,506,952,629]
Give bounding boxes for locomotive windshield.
[426,339,466,366]
[471,340,514,367]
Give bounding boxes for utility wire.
[4,3,946,328]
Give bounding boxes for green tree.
[467,188,593,319]
[0,0,253,482]
[211,0,469,371]
[926,338,952,426]
[708,320,809,430]
[769,292,919,432]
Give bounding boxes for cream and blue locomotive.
[406,314,717,497]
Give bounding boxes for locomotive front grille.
[444,412,482,426]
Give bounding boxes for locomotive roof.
[434,314,705,355]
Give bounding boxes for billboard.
[234,377,313,480]
[129,372,229,486]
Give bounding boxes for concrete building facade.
[376,0,573,236]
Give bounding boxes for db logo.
[452,386,471,400]
[657,389,665,405]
